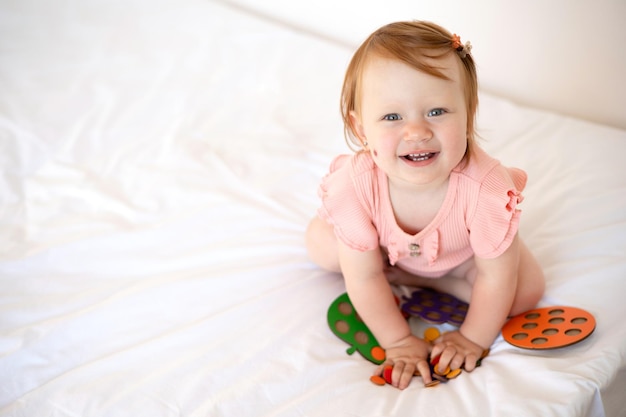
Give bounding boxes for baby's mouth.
[402,152,436,162]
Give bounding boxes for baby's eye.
[427,108,446,117]
[382,113,401,121]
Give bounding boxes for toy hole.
[565,329,582,336]
[335,320,350,334]
[571,317,587,324]
[531,337,548,345]
[409,305,423,313]
[354,331,369,344]
[450,314,465,322]
[457,304,469,312]
[549,317,565,324]
[542,328,559,336]
[522,322,538,329]
[525,313,540,319]
[422,300,435,307]
[338,302,353,316]
[426,311,442,320]
[548,309,564,316]
[440,305,453,313]
[440,295,453,303]
[512,333,528,340]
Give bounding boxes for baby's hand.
[430,330,485,373]
[374,335,432,389]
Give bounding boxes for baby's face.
[350,54,468,191]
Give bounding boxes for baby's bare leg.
[305,216,341,272]
[386,259,474,303]
[509,239,545,315]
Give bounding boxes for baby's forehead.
[361,53,462,84]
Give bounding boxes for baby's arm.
[337,241,433,389]
[431,234,521,371]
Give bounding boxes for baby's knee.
[305,217,340,272]
[511,269,545,316]
[509,242,546,315]
[526,270,546,307]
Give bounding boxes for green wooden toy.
[327,292,386,364]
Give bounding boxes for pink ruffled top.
[317,146,527,278]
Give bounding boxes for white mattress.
[1,1,625,416]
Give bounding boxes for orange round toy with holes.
[502,306,596,349]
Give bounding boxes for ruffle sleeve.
[468,165,527,259]
[317,154,379,252]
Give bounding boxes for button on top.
[409,243,421,257]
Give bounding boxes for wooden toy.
[327,291,596,389]
[327,292,485,387]
[502,306,596,349]
[327,293,386,364]
[401,288,468,326]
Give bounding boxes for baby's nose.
[403,121,432,142]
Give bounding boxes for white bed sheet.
[1,0,625,416]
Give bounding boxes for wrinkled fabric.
[1,1,626,416]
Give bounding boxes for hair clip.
[452,34,472,58]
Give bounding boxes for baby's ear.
[349,111,367,145]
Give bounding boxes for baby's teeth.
[407,153,430,161]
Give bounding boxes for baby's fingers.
[431,344,457,374]
[373,362,396,384]
[462,353,478,371]
[393,361,416,390]
[429,339,446,361]
[415,359,432,385]
[462,350,490,372]
[373,361,418,389]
